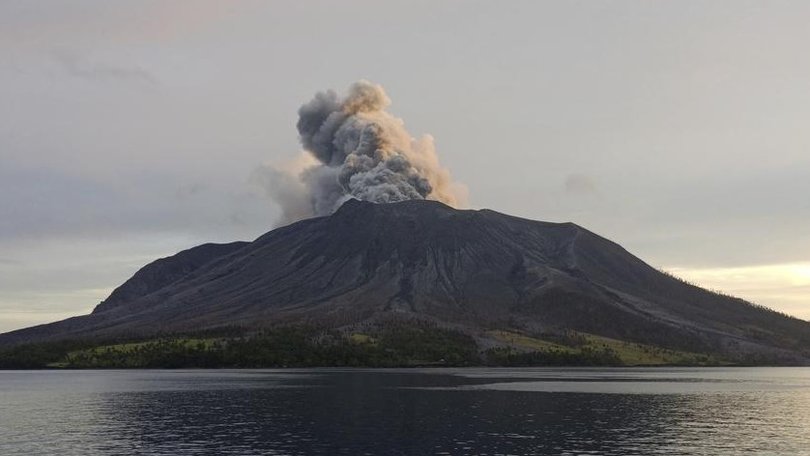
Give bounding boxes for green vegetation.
[0,339,97,369]
[579,333,720,365]
[349,333,375,344]
[486,330,723,366]
[488,330,571,352]
[0,323,480,369]
[62,338,223,368]
[0,324,726,369]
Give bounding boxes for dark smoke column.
[293,80,466,216]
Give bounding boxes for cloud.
[0,163,272,243]
[250,153,319,227]
[0,2,249,51]
[50,48,157,85]
[666,263,810,320]
[563,173,597,196]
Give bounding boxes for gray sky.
[1,0,809,332]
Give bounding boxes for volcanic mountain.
[2,199,809,363]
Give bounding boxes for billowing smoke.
[256,81,466,225]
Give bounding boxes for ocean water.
[1,368,809,455]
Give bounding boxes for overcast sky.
[1,0,809,333]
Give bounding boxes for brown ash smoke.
[256,81,466,225]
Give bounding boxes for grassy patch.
[578,333,719,366]
[487,330,573,353]
[63,338,225,368]
[485,330,723,366]
[349,333,376,345]
[69,338,218,356]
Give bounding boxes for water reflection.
[1,368,809,455]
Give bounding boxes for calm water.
[1,368,809,455]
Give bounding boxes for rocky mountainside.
[2,199,809,363]
[93,241,249,314]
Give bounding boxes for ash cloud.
[259,81,466,225]
[563,173,598,196]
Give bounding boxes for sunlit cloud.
[666,263,810,320]
[0,288,112,333]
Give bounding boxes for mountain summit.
[2,199,809,363]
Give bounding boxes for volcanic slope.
[2,199,809,363]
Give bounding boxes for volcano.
[2,199,809,363]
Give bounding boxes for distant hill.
[2,199,809,366]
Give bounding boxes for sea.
[1,367,809,455]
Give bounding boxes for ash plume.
[257,81,466,225]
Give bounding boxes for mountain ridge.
[2,199,809,364]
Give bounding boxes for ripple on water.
[1,368,809,455]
